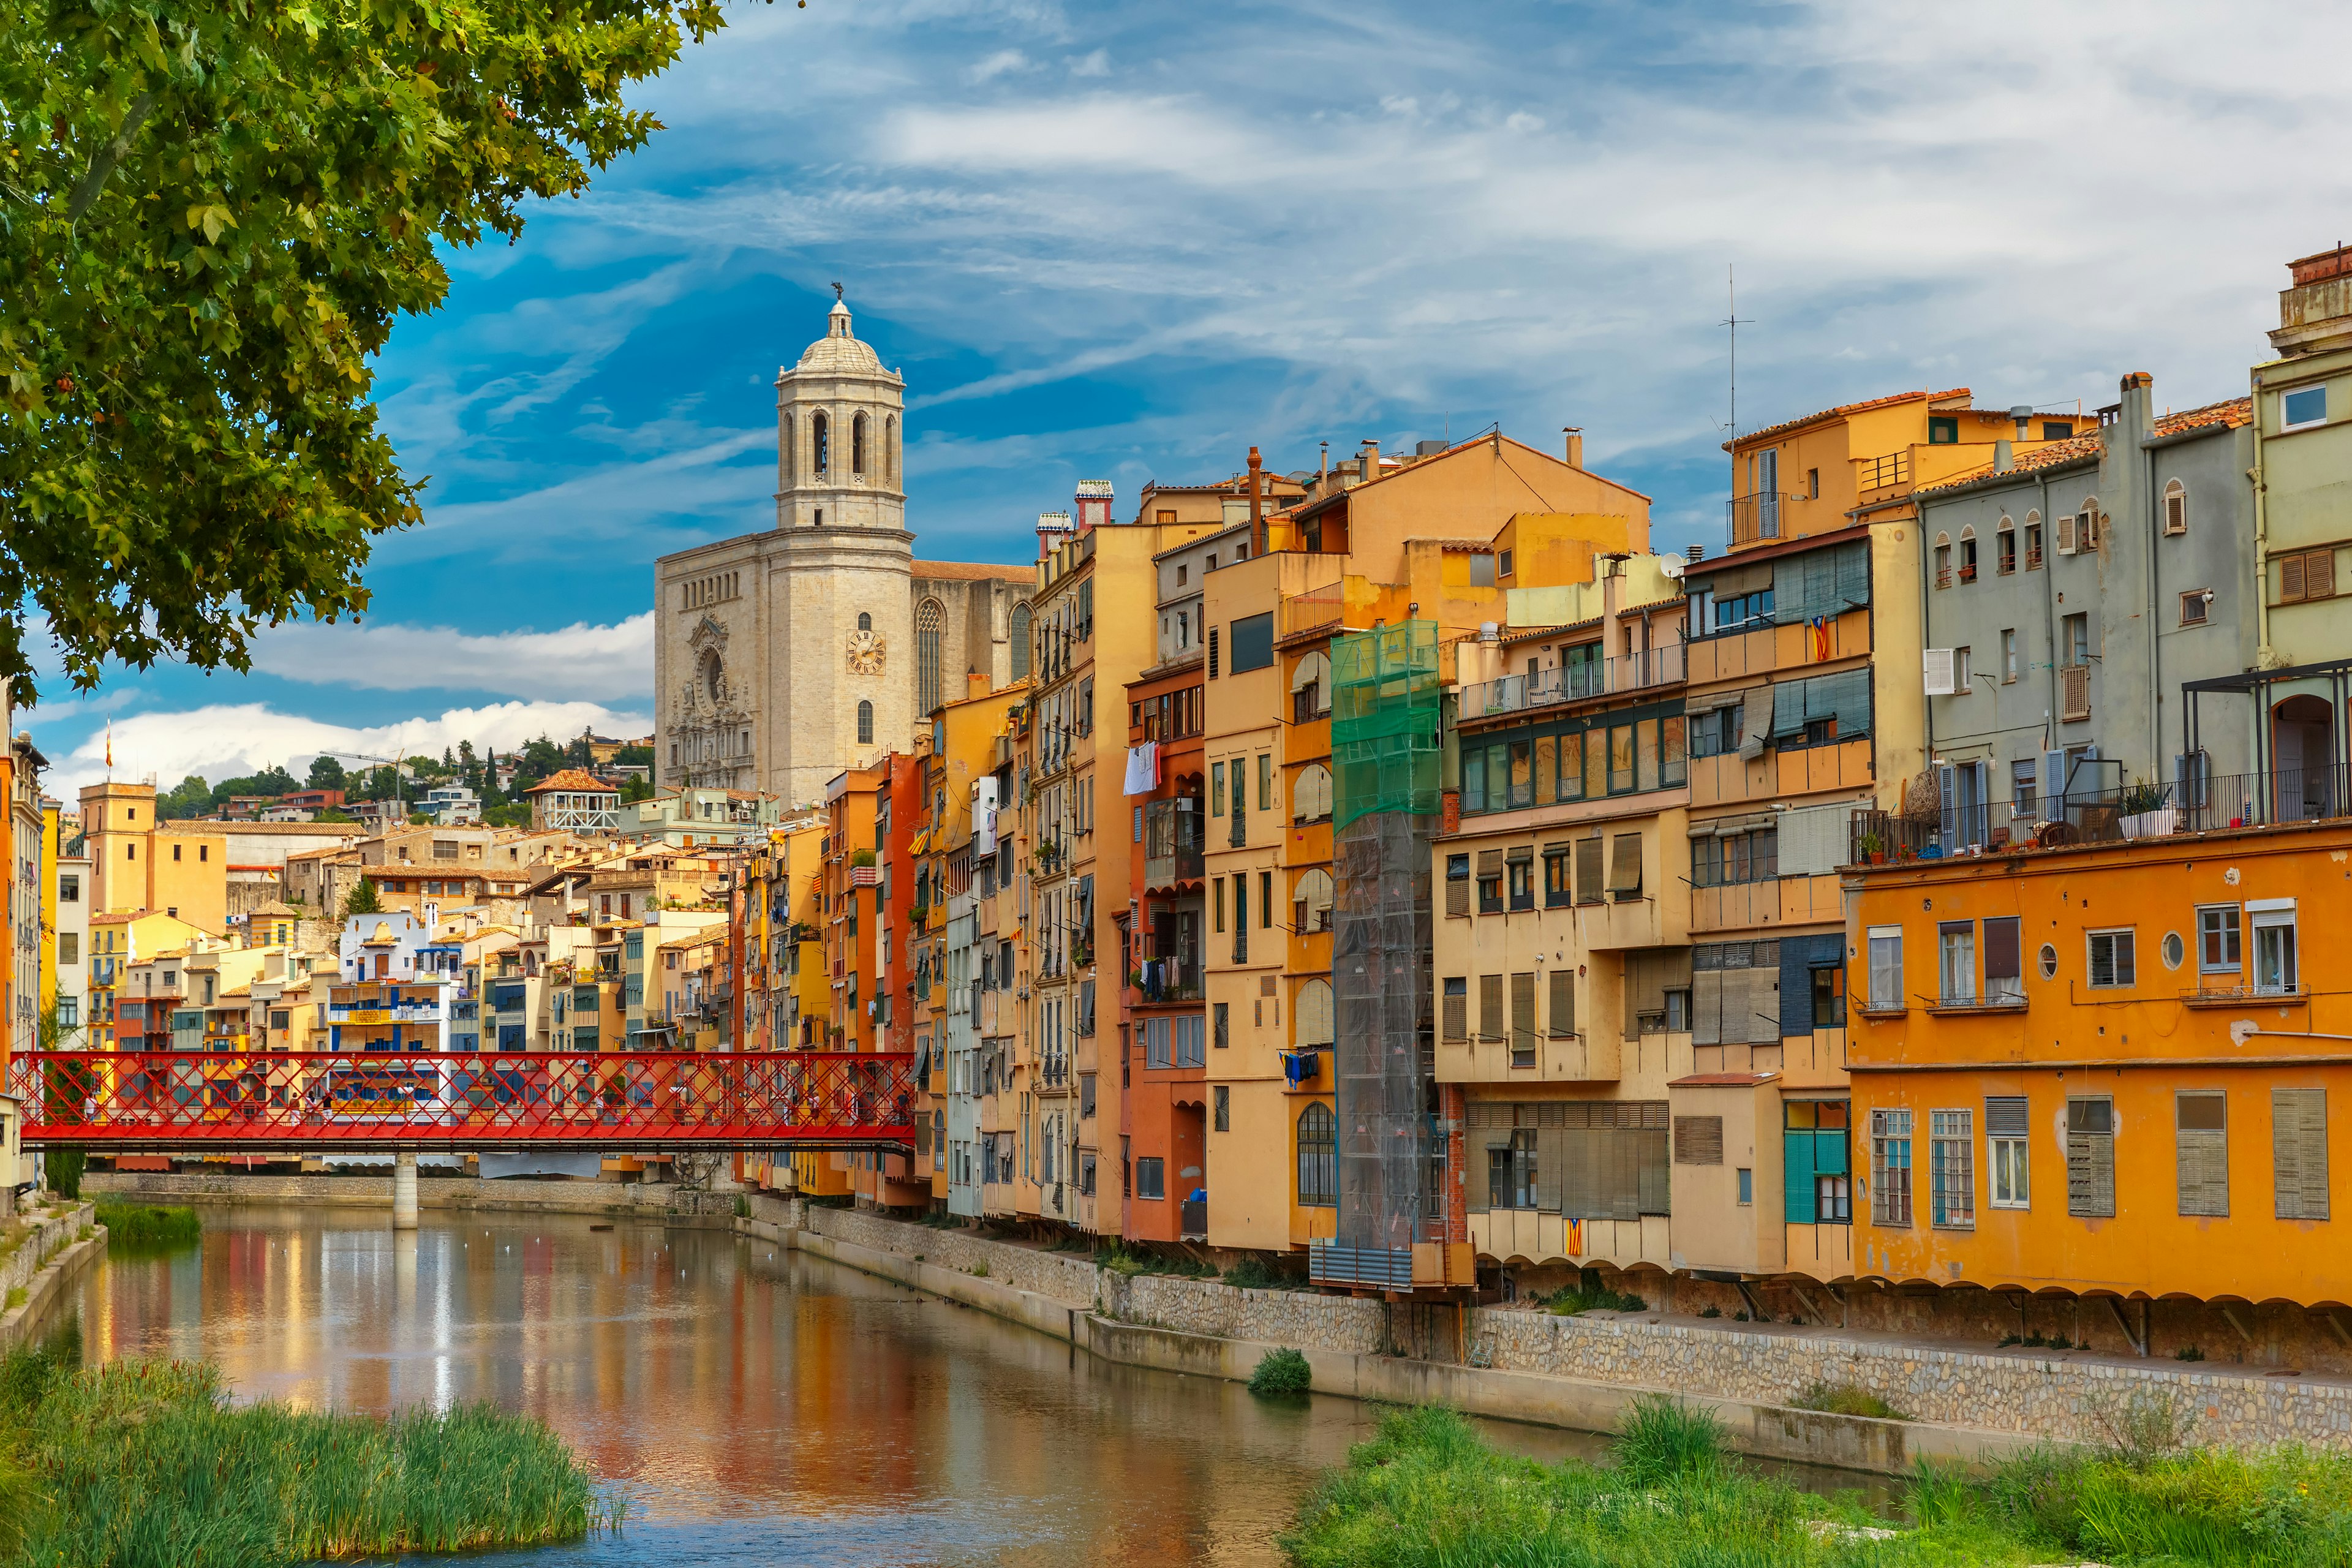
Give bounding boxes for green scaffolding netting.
[1330,620,1443,829]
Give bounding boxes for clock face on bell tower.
[845,627,887,675]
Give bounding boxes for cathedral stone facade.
[655,297,1033,807]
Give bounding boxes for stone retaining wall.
[0,1200,92,1305]
[804,1206,1102,1305]
[782,1202,2352,1453]
[1474,1307,2352,1452]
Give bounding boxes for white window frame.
[2250,900,2298,996]
[2086,927,2136,989]
[1866,925,1903,1011]
[2197,903,2241,974]
[1937,921,1975,1005]
[1987,1099,2030,1211]
[2282,384,2329,432]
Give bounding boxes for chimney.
[1563,427,1585,469]
[1686,544,1704,564]
[1994,439,2013,472]
[967,670,987,699]
[2119,371,2155,446]
[1359,438,1380,484]
[1247,445,1265,557]
[2274,244,2352,358]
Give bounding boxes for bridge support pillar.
[392,1152,419,1230]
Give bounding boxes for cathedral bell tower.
[776,287,908,532]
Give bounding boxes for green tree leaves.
[1,0,728,701]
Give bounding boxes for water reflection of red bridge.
[9,1050,917,1152]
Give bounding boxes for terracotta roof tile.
[913,560,1033,582]
[1727,386,1971,452]
[1913,398,2252,499]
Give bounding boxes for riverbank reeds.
[0,1327,619,1564]
[1283,1399,2352,1567]
[91,1201,202,1250]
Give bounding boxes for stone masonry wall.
[793,1204,2352,1452]
[1109,1272,1389,1355]
[1473,1307,2352,1452]
[806,1207,1103,1305]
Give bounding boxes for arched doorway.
[2272,693,2336,820]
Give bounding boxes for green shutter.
[1784,1129,1819,1223]
[1815,1129,1850,1175]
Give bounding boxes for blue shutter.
[1784,1129,1819,1223]
[1773,681,1806,739]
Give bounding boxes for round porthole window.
[2162,932,2185,970]
[2038,943,2059,980]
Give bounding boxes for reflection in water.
[69,1207,1602,1566]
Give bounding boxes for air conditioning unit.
[1923,649,1958,696]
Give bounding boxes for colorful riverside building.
[1184,432,1654,1283]
[914,677,1023,1218]
[1660,390,2082,1291]
[1842,815,2352,1357]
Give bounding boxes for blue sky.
[37,0,2350,791]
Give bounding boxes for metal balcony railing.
[1457,643,1686,720]
[1281,582,1345,640]
[1856,450,1912,492]
[1727,492,1790,547]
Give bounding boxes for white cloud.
[251,614,653,704]
[968,48,1032,83]
[56,700,652,794]
[1068,48,1108,78]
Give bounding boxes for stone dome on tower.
[796,296,888,375]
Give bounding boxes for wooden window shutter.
[2306,548,2337,601]
[1446,858,1469,916]
[2067,1098,2116,1217]
[2175,1093,2229,1218]
[1690,968,1724,1047]
[1477,848,1504,878]
[1675,1114,1724,1166]
[1548,968,1576,1037]
[2061,663,2091,723]
[1607,832,1643,895]
[1575,835,1605,903]
[1510,973,1536,1056]
[2281,552,2307,604]
[2057,511,2077,554]
[1441,981,1467,1042]
[2274,1088,2330,1221]
[1478,974,1505,1041]
[1535,1126,1566,1213]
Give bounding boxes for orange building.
[1122,575,1209,1243]
[1844,816,2351,1344]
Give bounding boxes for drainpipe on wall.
[2250,368,2273,669]
[2122,372,2163,785]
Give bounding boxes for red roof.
[524,768,619,796]
[1914,397,2253,498]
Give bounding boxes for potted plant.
[2117,778,2177,839]
[1860,831,1885,865]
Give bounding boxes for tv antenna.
[1720,265,1753,446]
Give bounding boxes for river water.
[66,1205,1633,1566]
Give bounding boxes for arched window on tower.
[917,598,946,717]
[1009,603,1032,680]
[812,411,829,477]
[780,413,795,487]
[853,412,868,476]
[858,611,872,631]
[886,415,897,484]
[857,700,874,745]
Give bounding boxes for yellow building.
[87,910,213,1039]
[80,782,228,931]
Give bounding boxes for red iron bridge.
[5,1050,918,1154]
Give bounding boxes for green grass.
[92,1202,203,1250]
[1544,1283,1648,1315]
[1250,1348,1312,1396]
[0,1327,620,1564]
[1283,1400,2352,1568]
[1790,1381,1910,1421]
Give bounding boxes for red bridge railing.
[6,1050,917,1153]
